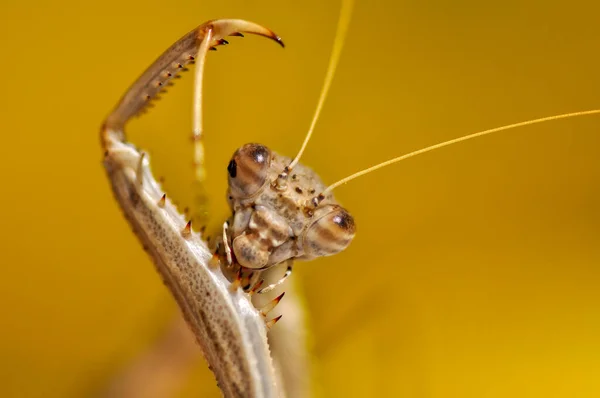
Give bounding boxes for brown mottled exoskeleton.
[214,143,355,293]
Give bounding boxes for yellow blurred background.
[1,0,599,396]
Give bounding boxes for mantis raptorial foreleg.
[101,19,286,398]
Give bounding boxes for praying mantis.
[100,2,600,397]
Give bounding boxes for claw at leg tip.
[182,221,192,238]
[260,292,285,317]
[266,315,283,330]
[249,279,264,296]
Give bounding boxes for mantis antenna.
[284,0,355,176]
[317,109,600,198]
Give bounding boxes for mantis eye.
[302,205,355,259]
[227,143,272,199]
